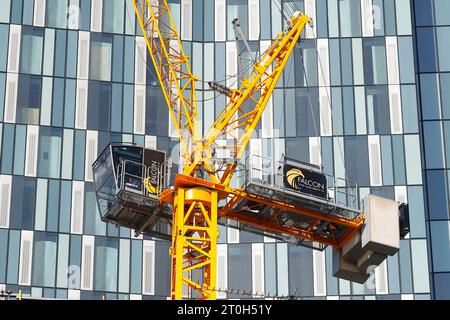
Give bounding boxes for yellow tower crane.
[132,0,314,300]
[92,0,405,301]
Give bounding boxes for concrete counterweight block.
[361,194,400,256]
[332,248,370,284]
[332,194,400,283]
[357,251,387,273]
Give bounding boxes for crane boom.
[183,13,311,185]
[132,0,199,165]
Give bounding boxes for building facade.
[412,0,450,300]
[0,0,442,300]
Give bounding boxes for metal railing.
[116,159,172,198]
[243,155,361,213]
[158,158,173,193]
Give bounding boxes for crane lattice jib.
[132,0,200,167]
[183,13,311,185]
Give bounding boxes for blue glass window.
[286,138,309,163]
[228,244,252,299]
[192,0,203,41]
[10,0,23,24]
[84,183,106,236]
[0,25,9,72]
[398,37,415,83]
[414,0,434,26]
[341,39,353,85]
[66,31,78,78]
[37,127,63,179]
[155,242,171,296]
[146,86,168,136]
[420,74,441,120]
[401,85,419,133]
[9,176,36,230]
[94,237,118,292]
[436,27,450,72]
[373,0,385,36]
[392,136,406,185]
[88,81,112,131]
[441,74,450,120]
[1,124,14,174]
[430,221,450,272]
[6,230,20,284]
[332,87,343,135]
[0,0,11,23]
[228,0,248,41]
[0,229,8,283]
[288,245,313,296]
[264,244,277,295]
[384,0,396,35]
[363,38,387,85]
[54,30,67,78]
[426,170,449,220]
[339,0,361,37]
[366,86,390,134]
[408,187,426,238]
[345,136,370,186]
[47,180,60,232]
[20,26,44,75]
[416,27,438,72]
[203,0,214,41]
[343,87,355,135]
[130,240,142,294]
[90,33,113,82]
[399,240,413,293]
[16,75,42,125]
[423,121,444,168]
[13,125,26,175]
[46,0,68,28]
[434,273,450,299]
[112,35,124,83]
[32,232,58,287]
[52,78,64,127]
[103,0,124,34]
[59,181,72,233]
[435,0,450,25]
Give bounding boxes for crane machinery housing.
[92,0,410,300]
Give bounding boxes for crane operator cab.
[92,144,172,240]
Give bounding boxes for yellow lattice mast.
[132,0,311,300]
[132,0,200,169]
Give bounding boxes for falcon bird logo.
[286,168,305,190]
[144,178,157,194]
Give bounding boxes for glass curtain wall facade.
[412,0,450,300]
[0,0,436,300]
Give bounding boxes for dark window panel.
[228,244,252,299]
[9,177,36,230]
[32,232,58,287]
[416,27,438,72]
[288,244,313,297]
[344,136,370,186]
[16,75,42,125]
[87,81,112,131]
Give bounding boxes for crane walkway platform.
[218,156,363,250]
